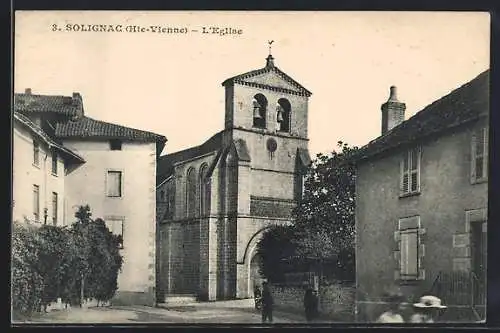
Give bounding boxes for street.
[17,299,305,324]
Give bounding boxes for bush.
[11,205,123,317]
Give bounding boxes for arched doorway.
[249,253,263,297]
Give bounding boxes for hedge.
[11,205,123,317]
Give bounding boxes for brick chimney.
[381,86,406,135]
[72,92,80,105]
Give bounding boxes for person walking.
[410,295,447,323]
[376,289,405,323]
[254,284,262,310]
[304,287,319,322]
[261,281,274,323]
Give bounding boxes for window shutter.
[471,131,477,182]
[400,230,419,279]
[400,156,409,194]
[483,128,489,178]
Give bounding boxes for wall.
[13,124,66,226]
[270,282,356,321]
[229,79,309,139]
[63,139,157,306]
[355,121,488,319]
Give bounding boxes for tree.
[292,141,358,280]
[256,225,297,283]
[71,205,93,306]
[86,218,123,305]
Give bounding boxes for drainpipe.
[43,146,50,225]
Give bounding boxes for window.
[110,139,122,151]
[51,151,58,175]
[471,127,488,183]
[252,93,268,129]
[400,229,419,278]
[52,192,58,225]
[105,218,124,248]
[400,147,421,196]
[107,171,122,197]
[277,98,291,132]
[33,185,40,221]
[395,216,425,281]
[200,164,211,216]
[186,167,197,218]
[33,141,40,166]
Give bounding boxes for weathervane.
[268,40,274,56]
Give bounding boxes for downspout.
[43,145,51,225]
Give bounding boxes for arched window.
[277,98,291,132]
[199,164,211,216]
[186,167,197,218]
[252,93,268,129]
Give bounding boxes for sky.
[14,11,490,157]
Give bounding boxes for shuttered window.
[107,171,122,197]
[33,184,40,221]
[394,216,425,281]
[471,127,488,183]
[400,147,421,195]
[33,141,40,166]
[52,192,58,225]
[400,229,419,278]
[51,151,58,175]
[106,218,124,248]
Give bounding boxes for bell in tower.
[276,103,284,122]
[253,99,262,119]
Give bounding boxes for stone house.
[12,89,167,305]
[156,54,312,302]
[353,70,489,322]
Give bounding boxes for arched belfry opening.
[253,93,268,129]
[277,98,291,132]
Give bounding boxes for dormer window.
[110,139,122,151]
[252,93,268,129]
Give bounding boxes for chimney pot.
[381,85,406,135]
[25,88,32,95]
[388,86,398,102]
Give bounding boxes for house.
[12,89,167,306]
[353,70,489,322]
[156,54,312,302]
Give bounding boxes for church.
[156,52,312,302]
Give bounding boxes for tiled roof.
[157,131,223,184]
[55,115,167,143]
[354,70,489,162]
[14,91,167,145]
[14,92,83,116]
[14,111,85,163]
[222,64,312,97]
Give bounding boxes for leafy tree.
[292,141,358,280]
[71,205,93,306]
[256,141,358,283]
[86,218,123,305]
[256,225,297,283]
[11,222,44,316]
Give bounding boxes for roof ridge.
[354,69,489,161]
[79,115,166,138]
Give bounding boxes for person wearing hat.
[410,295,447,323]
[376,288,405,323]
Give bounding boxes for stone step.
[159,294,198,306]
